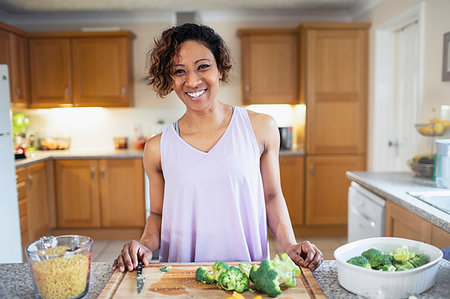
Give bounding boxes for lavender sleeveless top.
[159,106,269,262]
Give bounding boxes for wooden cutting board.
[99,262,325,298]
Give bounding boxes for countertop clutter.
[0,260,449,298]
[346,171,450,232]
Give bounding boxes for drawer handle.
[244,82,250,94]
[27,175,33,189]
[309,164,315,177]
[121,85,126,96]
[101,166,106,179]
[91,167,96,180]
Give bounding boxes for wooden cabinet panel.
[386,201,450,247]
[29,38,72,107]
[305,155,365,225]
[0,29,10,65]
[301,24,369,154]
[280,156,304,226]
[16,167,28,256]
[99,159,145,227]
[9,33,29,107]
[55,159,101,227]
[239,29,298,105]
[72,38,131,107]
[26,162,50,241]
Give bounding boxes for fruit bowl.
[407,160,434,178]
[415,123,445,136]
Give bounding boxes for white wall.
[355,0,450,170]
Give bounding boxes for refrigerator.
[0,64,23,262]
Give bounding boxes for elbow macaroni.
[31,246,90,299]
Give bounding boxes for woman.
[112,23,323,272]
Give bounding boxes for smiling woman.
[112,23,323,273]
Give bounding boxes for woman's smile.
[186,89,207,98]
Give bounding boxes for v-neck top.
[159,106,269,262]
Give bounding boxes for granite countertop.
[15,148,305,168]
[346,171,450,233]
[1,260,449,298]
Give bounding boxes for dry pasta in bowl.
[26,236,93,299]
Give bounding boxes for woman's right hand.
[112,240,153,272]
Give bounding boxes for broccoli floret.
[409,254,429,268]
[347,256,372,269]
[238,262,252,278]
[195,266,215,284]
[271,253,301,288]
[249,259,282,298]
[217,266,250,293]
[393,246,415,262]
[394,261,415,271]
[361,248,386,268]
[377,264,396,272]
[212,262,230,282]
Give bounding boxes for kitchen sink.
[407,191,450,214]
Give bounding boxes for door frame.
[370,3,425,171]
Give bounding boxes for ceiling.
[0,0,374,15]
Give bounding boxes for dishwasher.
[347,182,386,242]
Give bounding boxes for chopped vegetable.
[249,259,281,298]
[218,266,249,293]
[160,265,172,272]
[225,291,245,299]
[195,266,215,284]
[271,253,301,288]
[393,246,415,262]
[238,262,252,278]
[212,262,230,282]
[347,256,371,269]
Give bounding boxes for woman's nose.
[186,72,201,87]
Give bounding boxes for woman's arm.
[250,111,323,270]
[112,134,165,272]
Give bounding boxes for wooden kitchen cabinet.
[0,29,10,66]
[55,158,145,228]
[279,156,304,226]
[305,155,365,226]
[238,29,298,105]
[385,201,450,248]
[28,31,134,108]
[300,23,369,154]
[26,162,51,242]
[29,38,72,107]
[16,167,29,258]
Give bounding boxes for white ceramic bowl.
[334,237,443,299]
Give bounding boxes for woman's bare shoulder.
[143,134,162,164]
[247,110,278,131]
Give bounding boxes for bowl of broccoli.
[334,237,443,299]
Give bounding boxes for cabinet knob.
[64,85,69,97]
[121,85,126,96]
[101,166,106,179]
[27,174,33,188]
[91,167,96,180]
[244,82,250,94]
[309,164,315,177]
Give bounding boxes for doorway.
[371,3,425,171]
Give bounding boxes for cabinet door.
[385,201,432,242]
[29,38,72,107]
[26,162,50,241]
[55,160,101,227]
[0,29,10,65]
[303,25,368,154]
[99,159,145,227]
[279,156,304,226]
[9,33,29,107]
[241,31,298,105]
[430,225,450,249]
[305,155,365,225]
[72,37,131,107]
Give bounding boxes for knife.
[136,261,145,294]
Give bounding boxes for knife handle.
[137,261,144,275]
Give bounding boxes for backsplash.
[16,104,305,151]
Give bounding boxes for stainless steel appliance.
[279,127,293,150]
[0,65,23,262]
[347,182,386,242]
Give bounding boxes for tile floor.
[92,237,348,263]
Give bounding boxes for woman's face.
[172,40,221,111]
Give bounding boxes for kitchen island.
[1,260,449,298]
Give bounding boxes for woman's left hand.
[286,241,323,271]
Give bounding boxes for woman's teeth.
[187,90,206,98]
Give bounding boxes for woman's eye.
[198,64,211,70]
[174,69,185,75]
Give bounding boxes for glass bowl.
[407,160,434,178]
[26,235,93,299]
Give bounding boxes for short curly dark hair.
[146,23,232,98]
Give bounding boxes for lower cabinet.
[385,201,450,248]
[305,155,365,226]
[55,158,145,228]
[279,156,304,226]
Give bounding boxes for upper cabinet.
[28,31,135,108]
[300,23,370,154]
[238,29,299,105]
[0,23,29,107]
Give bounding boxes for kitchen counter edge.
[346,171,450,233]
